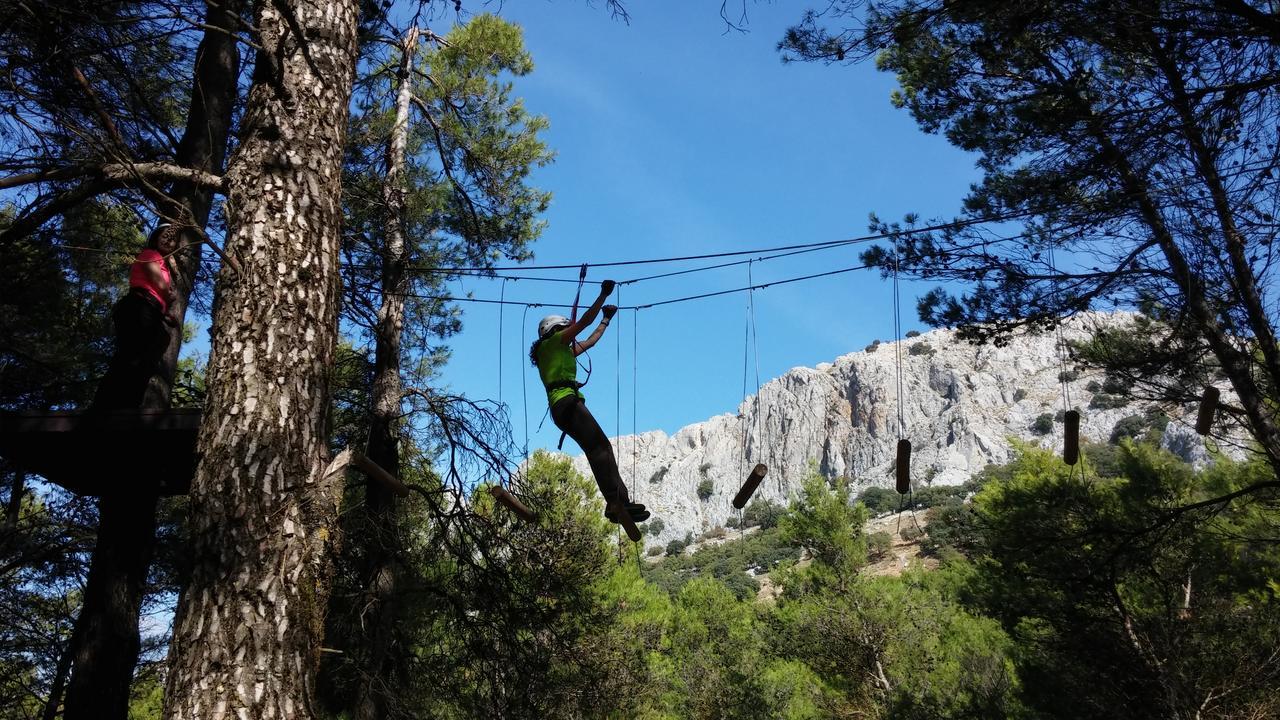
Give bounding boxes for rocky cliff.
[569,313,1220,549]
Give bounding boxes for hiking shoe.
[605,502,650,524]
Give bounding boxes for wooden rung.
[618,511,641,542]
[352,452,410,497]
[1194,386,1219,436]
[895,439,912,494]
[1063,410,1081,465]
[732,463,768,509]
[489,485,537,523]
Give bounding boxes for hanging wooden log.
[895,439,912,494]
[1195,386,1220,436]
[351,452,410,498]
[489,485,537,523]
[620,514,642,542]
[1063,410,1081,465]
[732,463,769,509]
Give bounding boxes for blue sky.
[434,1,983,454]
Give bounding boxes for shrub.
[1085,380,1101,393]
[865,340,881,353]
[701,526,727,541]
[696,478,714,500]
[665,538,689,556]
[743,497,783,528]
[1109,414,1147,444]
[1013,388,1028,402]
[909,341,935,356]
[867,531,893,561]
[646,545,664,557]
[646,517,665,536]
[1032,413,1054,435]
[698,461,713,476]
[649,466,668,484]
[899,524,925,542]
[1089,393,1129,410]
[726,516,741,529]
[858,486,899,515]
[905,330,922,338]
[1058,369,1079,383]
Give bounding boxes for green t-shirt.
[536,330,583,406]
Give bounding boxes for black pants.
[91,291,171,410]
[551,395,631,506]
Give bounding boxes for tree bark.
[4,470,24,528]
[161,1,359,717]
[61,3,244,719]
[352,27,418,720]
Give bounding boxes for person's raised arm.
[562,280,615,343]
[573,305,616,355]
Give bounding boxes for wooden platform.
[0,408,201,496]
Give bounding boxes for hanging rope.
[1048,246,1081,470]
[498,277,508,405]
[893,248,912,496]
[632,308,639,501]
[570,263,587,322]
[733,261,770,510]
[521,303,532,463]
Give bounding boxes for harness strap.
[570,263,587,322]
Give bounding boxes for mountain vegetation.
[0,1,1276,718]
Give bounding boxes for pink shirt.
[129,249,170,312]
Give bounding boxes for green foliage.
[644,527,795,601]
[780,473,869,591]
[867,531,893,561]
[898,523,924,542]
[742,497,784,528]
[1087,392,1128,410]
[665,536,690,557]
[1032,413,1054,435]
[1013,388,1028,402]
[908,340,934,356]
[865,340,881,353]
[650,465,669,484]
[905,330,921,338]
[857,485,899,514]
[696,477,714,501]
[375,451,633,719]
[646,516,665,537]
[960,446,1280,718]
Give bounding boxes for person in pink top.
[91,223,180,409]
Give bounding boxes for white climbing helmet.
[538,314,570,338]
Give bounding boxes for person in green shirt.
[529,279,649,525]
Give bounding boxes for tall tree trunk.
[4,470,24,528]
[353,27,417,720]
[162,1,359,717]
[62,3,243,719]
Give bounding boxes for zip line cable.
[339,157,1280,277]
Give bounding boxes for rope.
[632,308,639,498]
[498,277,507,405]
[616,285,622,465]
[570,263,587,322]
[741,274,751,493]
[521,304,532,462]
[894,250,905,440]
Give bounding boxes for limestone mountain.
[570,313,1225,549]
